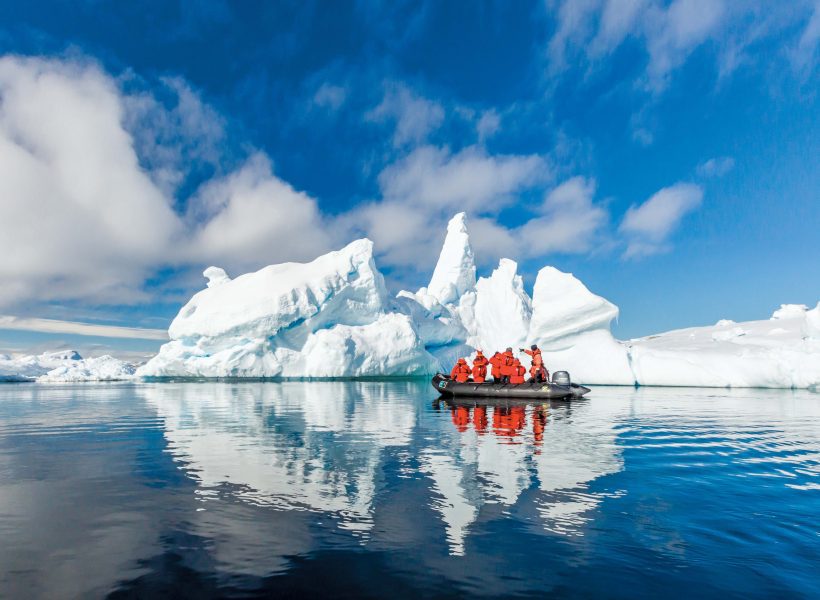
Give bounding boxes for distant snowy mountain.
[0,351,136,382]
[137,213,820,388]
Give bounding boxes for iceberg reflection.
[142,382,626,558]
[425,397,624,553]
[142,381,418,535]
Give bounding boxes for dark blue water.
[0,382,818,599]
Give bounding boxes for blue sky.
[0,0,818,357]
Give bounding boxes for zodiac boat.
[431,371,590,400]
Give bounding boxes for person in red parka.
[489,351,503,382]
[521,344,549,382]
[471,350,489,383]
[450,358,471,383]
[510,358,526,384]
[499,347,515,383]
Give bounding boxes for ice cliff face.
[138,213,820,388]
[0,351,135,382]
[138,239,438,378]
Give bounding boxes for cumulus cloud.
[353,151,609,272]
[696,156,735,178]
[378,145,549,212]
[349,144,552,268]
[0,55,332,311]
[186,153,333,272]
[519,177,608,255]
[0,55,183,308]
[366,82,445,147]
[464,177,608,262]
[619,182,703,258]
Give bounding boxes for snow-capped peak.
[426,212,476,306]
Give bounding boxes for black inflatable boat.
[432,371,590,400]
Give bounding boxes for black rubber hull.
[431,373,590,399]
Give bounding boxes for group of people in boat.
[449,344,550,385]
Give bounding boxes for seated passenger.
[450,358,471,383]
[471,350,489,383]
[500,347,515,383]
[489,351,503,382]
[510,358,526,384]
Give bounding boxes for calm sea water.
[0,382,818,599]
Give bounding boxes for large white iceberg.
[0,350,135,382]
[138,239,438,378]
[139,212,820,389]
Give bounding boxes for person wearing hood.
[489,351,503,382]
[471,350,489,383]
[521,344,549,383]
[450,358,472,383]
[510,358,526,384]
[499,347,515,383]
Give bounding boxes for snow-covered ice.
[0,351,135,382]
[627,303,820,388]
[138,239,438,378]
[135,212,819,388]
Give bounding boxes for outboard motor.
[552,371,571,386]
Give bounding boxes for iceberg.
[137,211,820,389]
[0,351,135,382]
[527,267,634,385]
[138,239,438,378]
[627,303,820,388]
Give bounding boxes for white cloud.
[186,153,333,272]
[519,177,608,255]
[313,82,347,111]
[366,82,445,147]
[355,160,608,272]
[0,315,167,340]
[0,56,183,308]
[349,145,551,269]
[590,0,647,55]
[0,55,333,311]
[643,0,726,91]
[378,145,549,213]
[619,182,703,258]
[548,0,602,72]
[696,156,735,178]
[546,1,817,94]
